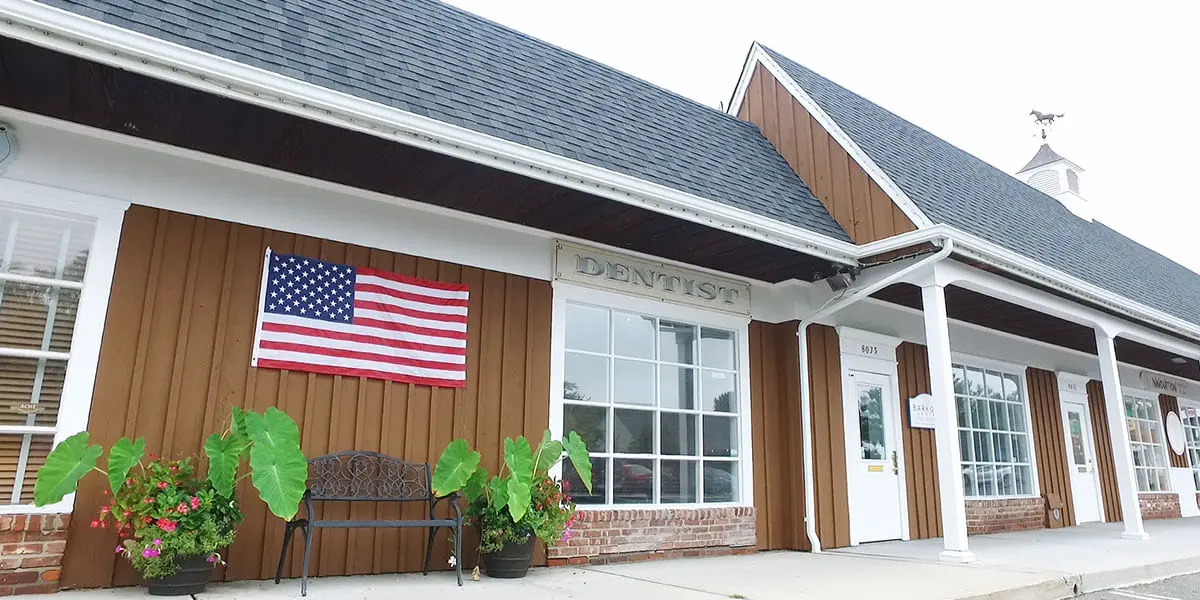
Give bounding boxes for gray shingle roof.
[763,46,1200,328]
[37,0,849,242]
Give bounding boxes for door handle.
[891,450,899,475]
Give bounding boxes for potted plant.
[33,407,308,596]
[431,431,591,579]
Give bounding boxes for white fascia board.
[727,44,934,231]
[0,0,861,268]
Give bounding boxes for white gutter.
[0,0,861,267]
[797,238,955,552]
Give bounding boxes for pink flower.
[176,502,190,515]
[89,520,100,529]
[114,545,123,554]
[207,556,216,564]
[157,482,168,489]
[141,548,160,558]
[189,497,201,509]
[144,497,154,504]
[99,505,110,514]
[156,519,177,533]
[153,539,162,546]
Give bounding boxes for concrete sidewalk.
[32,519,1200,600]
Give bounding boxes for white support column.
[921,283,975,562]
[1095,328,1149,540]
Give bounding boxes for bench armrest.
[431,491,463,522]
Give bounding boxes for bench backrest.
[307,451,433,502]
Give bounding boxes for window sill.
[574,502,754,511]
[964,495,1041,502]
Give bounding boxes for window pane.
[1003,374,1022,402]
[700,328,735,370]
[858,384,885,460]
[952,366,967,395]
[965,368,985,397]
[564,353,608,403]
[703,461,738,503]
[1128,421,1142,444]
[660,412,697,456]
[1158,471,1171,492]
[974,432,993,462]
[1012,434,1029,463]
[613,409,653,454]
[991,401,1009,431]
[613,459,653,504]
[993,433,1012,462]
[564,404,608,454]
[701,370,736,413]
[613,359,654,406]
[0,209,94,283]
[1136,469,1148,492]
[958,431,974,461]
[997,465,1017,496]
[0,357,65,427]
[565,304,608,353]
[1015,465,1031,495]
[956,397,969,427]
[703,415,738,457]
[1008,404,1025,433]
[971,399,991,429]
[564,457,607,505]
[658,321,696,364]
[962,464,977,497]
[661,460,698,503]
[0,434,54,504]
[984,371,1004,400]
[0,284,79,352]
[977,464,995,496]
[659,365,696,410]
[613,312,655,359]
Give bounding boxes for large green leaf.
[533,430,563,477]
[431,439,481,497]
[34,432,103,506]
[106,437,144,495]
[487,475,510,513]
[463,465,489,504]
[563,431,593,493]
[504,437,533,522]
[244,408,307,520]
[231,406,248,439]
[204,433,250,497]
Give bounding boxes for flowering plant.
[432,430,591,558]
[97,456,241,579]
[33,407,308,580]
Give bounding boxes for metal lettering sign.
[908,393,936,429]
[554,241,751,315]
[1138,370,1192,397]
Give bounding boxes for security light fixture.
[825,269,857,292]
[1171,357,1188,365]
[0,123,14,175]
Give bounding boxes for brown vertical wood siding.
[895,342,941,540]
[61,206,552,588]
[806,325,850,548]
[737,63,916,243]
[1086,380,1123,522]
[1025,368,1075,527]
[749,321,806,550]
[1159,395,1189,468]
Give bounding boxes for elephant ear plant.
[432,431,591,571]
[33,407,308,580]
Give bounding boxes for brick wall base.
[0,514,69,595]
[965,498,1044,535]
[547,507,755,565]
[1139,493,1181,520]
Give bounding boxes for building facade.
[0,0,1198,594]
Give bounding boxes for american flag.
[250,249,469,387]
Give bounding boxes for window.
[0,204,95,504]
[1124,394,1171,492]
[1182,406,1200,491]
[559,302,742,505]
[953,364,1034,497]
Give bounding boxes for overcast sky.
[450,0,1200,274]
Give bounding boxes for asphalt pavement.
[1080,572,1200,599]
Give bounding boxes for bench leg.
[423,527,437,576]
[301,524,313,597]
[454,520,463,586]
[274,522,298,584]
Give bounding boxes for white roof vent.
[1016,143,1090,221]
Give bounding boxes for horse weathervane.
[1030,109,1064,141]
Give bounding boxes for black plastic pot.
[146,554,214,596]
[482,537,536,579]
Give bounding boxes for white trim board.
[0,0,861,269]
[727,43,933,231]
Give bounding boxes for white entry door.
[1061,397,1103,523]
[846,370,904,543]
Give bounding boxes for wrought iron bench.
[273,451,463,595]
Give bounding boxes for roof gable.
[37,0,850,242]
[762,45,1200,328]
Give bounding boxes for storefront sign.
[1138,370,1192,397]
[554,241,751,315]
[908,393,936,429]
[1165,411,1186,455]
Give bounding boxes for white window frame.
[951,353,1040,500]
[1122,388,1173,494]
[549,281,754,509]
[1180,399,1200,493]
[0,179,127,514]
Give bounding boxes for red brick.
[0,573,37,585]
[39,570,60,582]
[11,582,57,596]
[19,556,61,569]
[0,545,41,556]
[20,531,66,543]
[41,542,65,555]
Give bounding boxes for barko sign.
[554,241,751,315]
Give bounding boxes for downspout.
[798,238,954,552]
